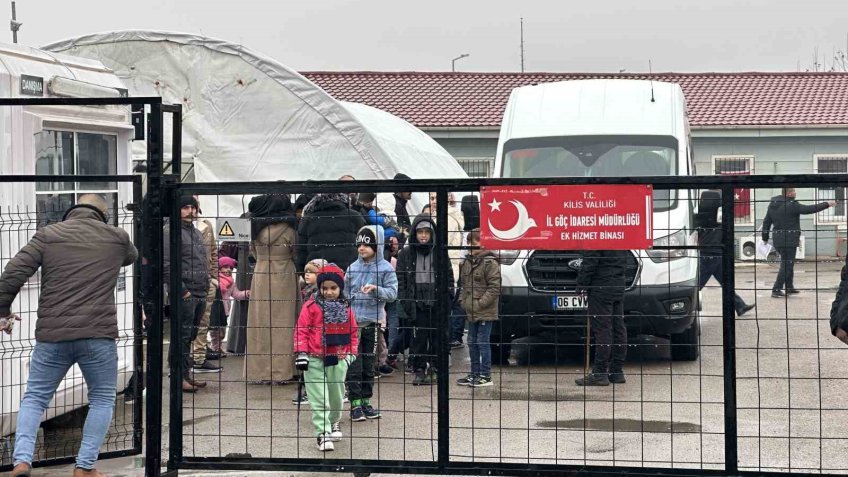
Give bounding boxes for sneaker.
[470,375,493,387]
[405,364,415,375]
[575,373,610,386]
[449,340,464,349]
[456,374,475,386]
[608,371,626,384]
[292,393,309,406]
[350,406,366,422]
[192,361,222,373]
[205,347,222,360]
[786,288,801,294]
[771,290,786,298]
[317,434,334,452]
[343,391,349,403]
[378,364,395,375]
[363,405,381,419]
[329,422,343,441]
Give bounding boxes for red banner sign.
[479,185,653,250]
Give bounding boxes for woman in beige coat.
[245,194,299,384]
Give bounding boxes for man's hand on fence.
[0,314,21,335]
[828,200,837,208]
[836,327,848,345]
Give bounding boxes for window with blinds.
[815,154,848,224]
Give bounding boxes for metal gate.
[0,96,174,473]
[151,174,848,477]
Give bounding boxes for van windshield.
[502,135,679,211]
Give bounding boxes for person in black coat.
[296,193,365,272]
[696,189,755,315]
[396,213,454,385]
[574,249,631,386]
[762,188,833,297]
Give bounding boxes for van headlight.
[498,250,520,265]
[646,229,687,263]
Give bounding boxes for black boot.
[575,372,610,386]
[608,368,626,384]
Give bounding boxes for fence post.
[435,188,451,468]
[145,102,166,477]
[720,185,739,474]
[167,178,183,472]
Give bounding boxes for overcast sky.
[18,0,848,73]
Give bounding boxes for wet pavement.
[14,260,848,476]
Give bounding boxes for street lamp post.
[451,53,470,72]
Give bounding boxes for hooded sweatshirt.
[345,225,398,325]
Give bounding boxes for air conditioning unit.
[738,234,805,261]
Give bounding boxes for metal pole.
[132,177,145,452]
[145,103,165,477]
[720,185,739,474]
[167,180,183,473]
[10,1,19,44]
[520,17,525,73]
[435,187,450,468]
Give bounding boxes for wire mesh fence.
[161,178,848,476]
[0,177,142,470]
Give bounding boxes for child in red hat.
[293,264,359,452]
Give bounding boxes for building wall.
[433,133,848,257]
[693,135,848,257]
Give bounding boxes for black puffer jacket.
[295,196,365,272]
[575,250,630,299]
[762,194,829,248]
[396,214,454,323]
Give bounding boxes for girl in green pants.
[294,264,359,451]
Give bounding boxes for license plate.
[552,295,588,310]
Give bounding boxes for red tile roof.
[302,72,848,129]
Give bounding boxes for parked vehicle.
[491,79,700,362]
[0,41,135,436]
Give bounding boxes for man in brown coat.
[0,194,137,477]
[190,199,222,371]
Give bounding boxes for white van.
[492,79,700,361]
[0,42,135,437]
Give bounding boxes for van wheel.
[670,318,699,361]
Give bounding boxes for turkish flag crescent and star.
[479,185,654,250]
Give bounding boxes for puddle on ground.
[536,418,702,433]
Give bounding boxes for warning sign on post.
[216,218,251,242]
[480,185,653,250]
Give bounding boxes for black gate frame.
[157,173,848,477]
[0,95,167,472]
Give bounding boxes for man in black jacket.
[574,250,631,386]
[396,214,454,385]
[163,195,212,392]
[696,189,755,315]
[762,188,833,297]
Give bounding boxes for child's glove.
[295,353,309,371]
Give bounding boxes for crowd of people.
[159,174,493,451]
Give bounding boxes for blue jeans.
[449,298,466,343]
[467,321,493,377]
[14,339,118,470]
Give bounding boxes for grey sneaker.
[575,373,610,386]
[456,374,475,386]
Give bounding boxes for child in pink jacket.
[209,256,249,354]
[293,264,359,452]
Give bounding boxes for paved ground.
[13,260,848,476]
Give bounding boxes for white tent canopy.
[44,30,465,217]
